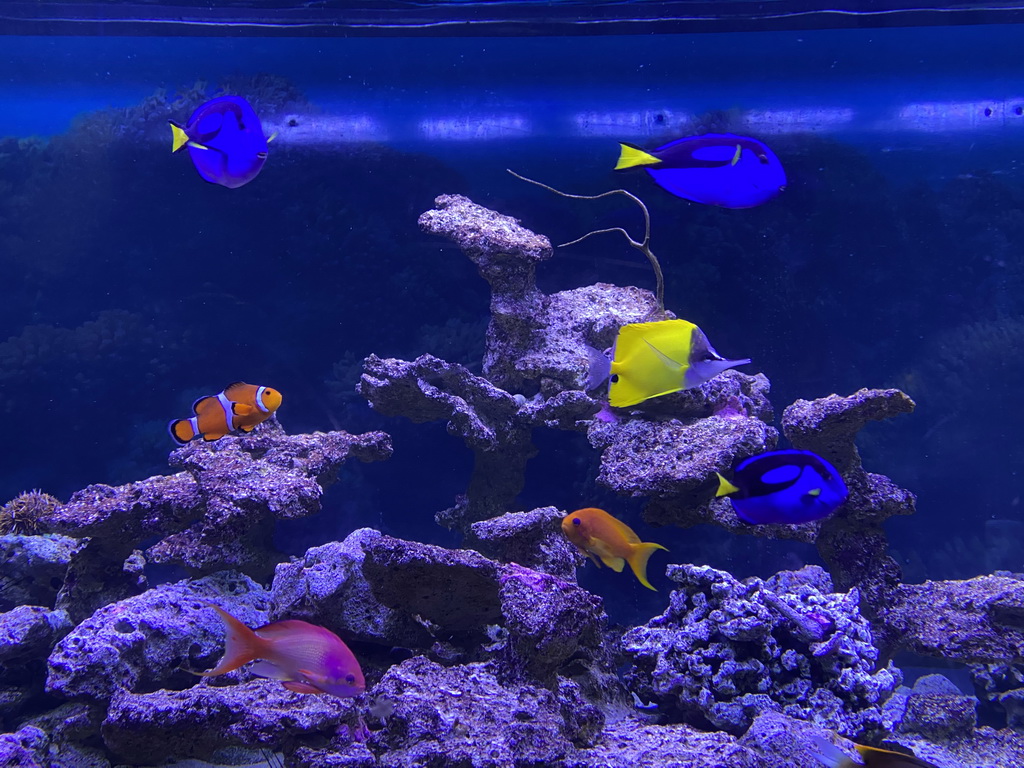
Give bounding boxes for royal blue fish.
[716,449,847,524]
[169,96,270,189]
[615,133,786,208]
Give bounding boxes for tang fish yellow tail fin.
[197,603,265,677]
[716,473,740,497]
[169,121,190,153]
[627,542,669,591]
[615,143,661,170]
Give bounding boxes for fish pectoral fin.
[282,680,322,694]
[730,144,742,166]
[250,660,290,680]
[266,131,278,142]
[643,339,685,370]
[806,488,822,498]
[232,402,256,416]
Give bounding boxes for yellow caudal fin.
[615,143,661,170]
[716,473,740,497]
[627,542,668,590]
[169,121,190,153]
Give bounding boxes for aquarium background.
[1,17,1023,621]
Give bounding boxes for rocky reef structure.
[3,195,1024,767]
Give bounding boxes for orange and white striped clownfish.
[168,382,282,444]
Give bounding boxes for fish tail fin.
[168,418,196,445]
[716,473,740,497]
[627,542,668,591]
[197,602,265,677]
[169,121,190,153]
[807,735,856,768]
[584,345,612,391]
[615,143,661,170]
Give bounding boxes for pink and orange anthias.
[198,602,365,698]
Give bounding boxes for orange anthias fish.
[198,603,365,698]
[169,382,282,444]
[561,507,668,591]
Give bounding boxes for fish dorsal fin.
[223,381,252,400]
[615,143,661,170]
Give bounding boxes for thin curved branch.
[507,169,665,317]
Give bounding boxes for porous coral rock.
[0,533,79,612]
[467,506,579,581]
[101,679,359,764]
[46,571,267,702]
[570,718,761,768]
[622,564,900,737]
[269,528,431,649]
[366,656,576,768]
[153,420,392,578]
[47,420,392,584]
[360,353,595,528]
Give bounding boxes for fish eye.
[757,153,769,164]
[572,518,581,526]
[345,674,355,683]
[610,374,619,383]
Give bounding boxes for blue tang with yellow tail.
[716,449,848,525]
[561,507,668,590]
[169,382,282,444]
[169,96,270,189]
[588,318,750,408]
[615,133,786,209]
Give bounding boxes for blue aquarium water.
[2,3,1024,767]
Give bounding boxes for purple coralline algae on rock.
[622,563,901,737]
[45,420,392,595]
[364,195,773,530]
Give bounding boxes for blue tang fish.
[169,96,270,188]
[716,449,847,524]
[615,133,786,208]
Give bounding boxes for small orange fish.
[561,507,668,590]
[198,603,365,698]
[169,382,282,444]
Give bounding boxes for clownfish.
[197,602,365,699]
[168,382,282,444]
[561,507,668,591]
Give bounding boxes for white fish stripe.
[217,392,235,431]
[189,417,200,437]
[255,385,269,413]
